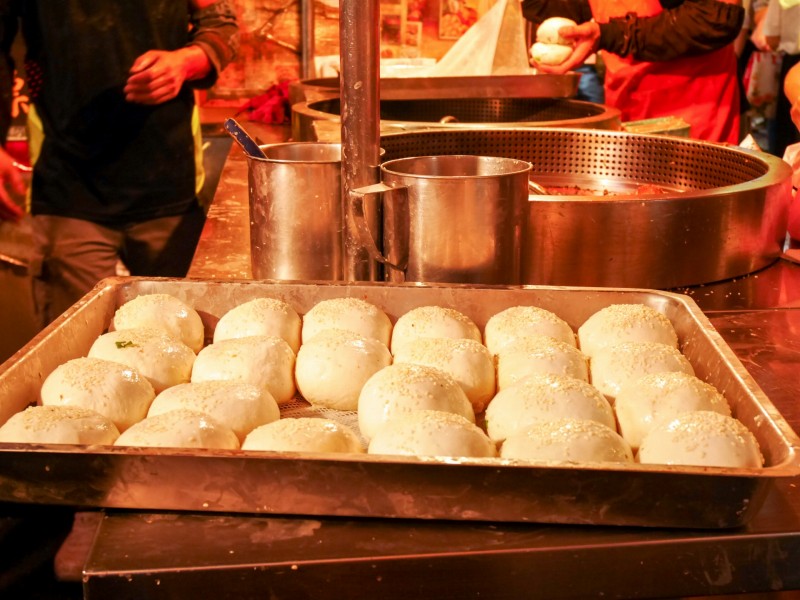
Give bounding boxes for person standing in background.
[762,0,800,156]
[527,0,745,144]
[0,0,238,328]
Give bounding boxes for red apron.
[589,0,740,144]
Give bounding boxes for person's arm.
[597,0,745,61]
[536,0,745,73]
[786,62,800,131]
[124,0,238,105]
[0,0,23,222]
[761,0,781,52]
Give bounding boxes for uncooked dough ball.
[501,418,634,464]
[530,17,577,66]
[390,305,481,356]
[301,297,392,347]
[485,373,615,443]
[191,335,296,405]
[148,380,280,442]
[358,363,474,441]
[112,293,205,353]
[393,337,495,413]
[484,305,576,355]
[530,42,573,66]
[88,327,196,393]
[213,297,301,353]
[40,356,155,432]
[295,328,392,411]
[496,334,588,390]
[589,341,694,401]
[0,405,120,445]
[368,410,497,459]
[615,371,731,450]
[114,408,240,449]
[242,417,364,454]
[578,303,679,359]
[638,411,763,468]
[536,16,578,45]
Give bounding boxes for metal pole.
[340,0,382,281]
[300,0,315,79]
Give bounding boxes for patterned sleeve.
[188,0,240,89]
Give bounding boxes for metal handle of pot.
[528,179,548,195]
[349,182,409,271]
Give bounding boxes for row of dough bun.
[0,293,763,469]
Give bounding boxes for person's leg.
[121,202,206,277]
[28,215,122,328]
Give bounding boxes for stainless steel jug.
[350,155,532,284]
[248,142,343,280]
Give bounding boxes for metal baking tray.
[0,277,798,529]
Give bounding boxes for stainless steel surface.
[0,277,798,529]
[350,155,531,284]
[292,97,622,141]
[339,0,382,282]
[378,127,794,289]
[288,73,582,107]
[248,141,344,281]
[300,0,314,80]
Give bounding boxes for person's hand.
[0,148,26,222]
[534,20,600,75]
[124,47,207,105]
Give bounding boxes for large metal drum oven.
[292,97,622,141]
[377,127,793,289]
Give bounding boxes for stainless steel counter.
[78,124,800,598]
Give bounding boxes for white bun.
[191,335,296,405]
[88,327,195,393]
[393,337,495,413]
[589,341,694,401]
[496,334,588,390]
[615,372,731,450]
[530,42,573,66]
[368,410,497,458]
[40,357,155,432]
[242,417,364,454]
[0,405,120,445]
[484,305,576,355]
[112,293,204,353]
[638,411,763,468]
[301,297,392,347]
[295,328,392,411]
[358,363,475,441]
[501,418,634,464]
[485,373,615,443]
[213,297,301,353]
[390,305,481,356]
[578,303,679,359]
[536,17,578,45]
[148,381,280,442]
[114,408,240,449]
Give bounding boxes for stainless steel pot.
[248,142,344,281]
[377,128,793,289]
[293,97,622,142]
[350,155,532,284]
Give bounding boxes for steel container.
[0,278,798,529]
[292,97,622,142]
[350,155,532,284]
[379,128,794,289]
[247,142,343,281]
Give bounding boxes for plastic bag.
[743,51,783,116]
